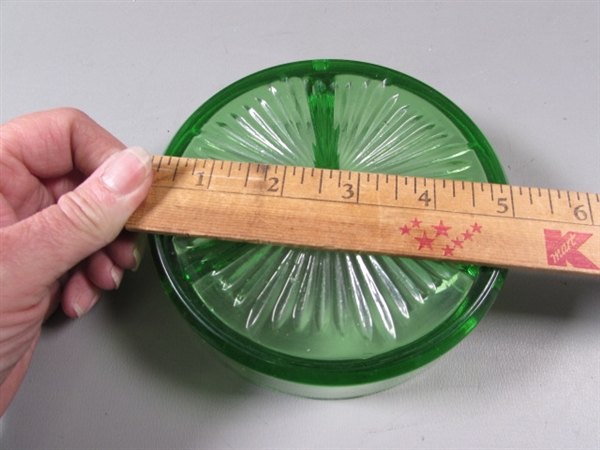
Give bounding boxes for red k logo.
[544,229,599,270]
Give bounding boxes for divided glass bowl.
[150,59,507,398]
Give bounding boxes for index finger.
[0,107,126,179]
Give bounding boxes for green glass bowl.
[151,60,507,398]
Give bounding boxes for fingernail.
[101,146,152,195]
[132,235,146,272]
[73,286,101,318]
[73,303,86,318]
[111,265,123,289]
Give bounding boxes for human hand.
[0,108,153,415]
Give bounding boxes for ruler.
[126,156,600,276]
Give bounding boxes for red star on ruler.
[471,222,483,233]
[442,245,454,256]
[462,229,474,241]
[411,218,422,228]
[431,220,452,237]
[415,231,435,250]
[399,224,412,235]
[451,238,464,248]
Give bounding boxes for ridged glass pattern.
[170,71,491,361]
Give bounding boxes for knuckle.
[50,107,90,123]
[56,190,112,247]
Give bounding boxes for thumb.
[4,146,153,293]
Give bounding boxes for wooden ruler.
[126,156,600,276]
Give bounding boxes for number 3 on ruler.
[342,183,355,199]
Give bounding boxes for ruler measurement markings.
[147,188,600,242]
[244,162,251,187]
[513,185,537,221]
[586,193,595,225]
[318,169,324,194]
[509,185,516,217]
[205,159,215,190]
[146,182,599,227]
[129,157,600,276]
[280,165,287,197]
[165,159,593,226]
[205,160,221,191]
[437,177,453,212]
[171,157,181,181]
[233,161,242,176]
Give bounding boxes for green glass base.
[151,60,507,397]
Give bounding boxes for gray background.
[1,1,599,449]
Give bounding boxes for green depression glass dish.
[151,60,507,398]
